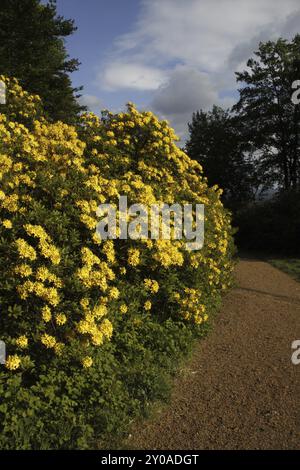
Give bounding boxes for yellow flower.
[35,266,50,282]
[80,298,90,310]
[144,279,159,294]
[120,304,128,314]
[0,79,234,372]
[153,240,184,267]
[16,335,28,349]
[41,333,56,349]
[108,287,119,299]
[100,319,113,338]
[76,319,91,335]
[5,354,21,370]
[42,286,60,306]
[38,240,61,265]
[128,248,140,266]
[55,313,67,326]
[91,331,104,346]
[80,213,97,230]
[15,238,36,261]
[41,306,52,322]
[81,247,100,267]
[1,194,19,212]
[2,219,12,229]
[24,224,49,242]
[14,264,32,277]
[82,356,93,368]
[102,240,115,263]
[93,304,107,318]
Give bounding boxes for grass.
[269,258,300,282]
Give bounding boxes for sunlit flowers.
[0,77,234,374]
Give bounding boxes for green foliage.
[186,106,257,210]
[269,258,300,282]
[0,0,84,123]
[236,190,300,256]
[0,318,202,449]
[0,78,234,449]
[234,35,300,191]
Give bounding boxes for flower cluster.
[0,77,234,372]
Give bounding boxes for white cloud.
[98,0,300,136]
[100,62,167,91]
[116,0,299,68]
[152,67,217,115]
[151,65,235,139]
[79,94,103,110]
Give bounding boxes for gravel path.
[128,260,300,450]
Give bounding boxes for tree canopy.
[186,106,256,210]
[233,35,300,191]
[186,35,300,213]
[0,0,84,123]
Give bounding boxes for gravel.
[127,260,300,450]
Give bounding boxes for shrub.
[235,190,300,256]
[0,77,234,448]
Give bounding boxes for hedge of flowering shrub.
[0,77,234,449]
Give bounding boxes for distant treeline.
[185,36,300,254]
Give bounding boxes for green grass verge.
[269,258,300,282]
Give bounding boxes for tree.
[0,0,84,123]
[234,36,300,191]
[186,106,256,210]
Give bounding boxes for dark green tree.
[0,0,84,123]
[234,36,300,190]
[186,106,256,210]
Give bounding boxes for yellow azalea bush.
[0,77,234,449]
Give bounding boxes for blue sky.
[55,0,300,140]
[56,0,146,111]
